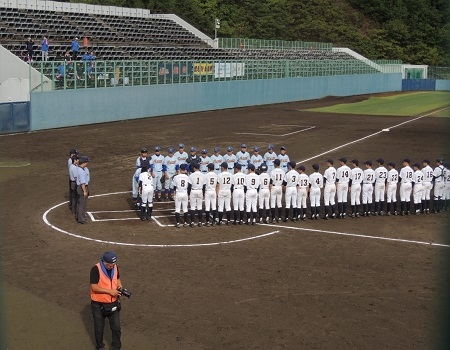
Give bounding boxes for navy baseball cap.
[193,162,200,169]
[214,147,220,153]
[339,157,347,163]
[71,155,79,162]
[201,149,207,154]
[241,144,247,148]
[248,164,255,171]
[168,147,174,153]
[351,159,359,165]
[364,160,372,166]
[312,163,319,170]
[221,162,228,169]
[376,158,384,165]
[70,148,78,154]
[254,146,260,152]
[227,146,233,152]
[207,163,214,170]
[190,147,197,152]
[297,165,305,171]
[178,143,185,148]
[274,159,281,166]
[102,251,117,264]
[403,158,410,164]
[79,156,90,164]
[326,159,333,164]
[155,146,161,151]
[289,161,296,169]
[280,146,286,150]
[413,163,420,168]
[141,147,148,153]
[422,159,430,164]
[388,161,396,167]
[234,163,242,170]
[179,164,187,171]
[268,144,274,150]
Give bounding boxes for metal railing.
[428,66,450,80]
[30,58,402,92]
[218,38,333,51]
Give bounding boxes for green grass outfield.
[305,91,450,116]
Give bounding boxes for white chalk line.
[42,191,282,247]
[297,108,447,164]
[236,125,315,137]
[260,223,450,248]
[0,161,31,167]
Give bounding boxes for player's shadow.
[80,304,112,348]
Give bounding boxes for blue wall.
[402,79,436,91]
[0,102,30,134]
[30,73,402,131]
[436,80,450,91]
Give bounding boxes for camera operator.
[90,251,124,350]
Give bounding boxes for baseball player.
[188,163,205,227]
[283,161,299,222]
[136,147,151,169]
[250,147,264,169]
[138,167,154,221]
[432,158,445,213]
[398,158,414,215]
[296,165,309,221]
[223,146,237,174]
[236,144,250,174]
[270,159,285,222]
[245,164,259,225]
[386,161,399,215]
[204,163,218,226]
[443,163,450,211]
[210,147,223,175]
[264,144,277,175]
[232,163,246,224]
[349,159,363,217]
[199,149,211,174]
[173,164,190,227]
[150,146,164,201]
[174,143,188,171]
[309,163,323,220]
[362,160,375,216]
[217,162,233,224]
[134,147,152,205]
[421,159,434,213]
[323,159,337,219]
[186,147,201,173]
[258,164,271,223]
[278,146,290,173]
[373,158,388,215]
[163,147,177,201]
[336,157,351,218]
[412,163,424,214]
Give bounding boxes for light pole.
[215,18,220,39]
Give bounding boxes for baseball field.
[1,91,449,349]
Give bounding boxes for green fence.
[30,59,402,92]
[428,66,450,80]
[218,38,333,51]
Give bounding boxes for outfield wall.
[30,73,401,131]
[436,80,450,91]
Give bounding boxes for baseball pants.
[350,184,361,205]
[217,190,232,212]
[270,186,282,208]
[400,182,412,202]
[374,183,385,202]
[284,187,297,209]
[362,184,374,204]
[386,184,397,203]
[233,189,245,211]
[324,184,336,205]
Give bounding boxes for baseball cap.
[351,159,359,165]
[71,155,79,162]
[179,164,186,171]
[201,149,207,154]
[220,162,228,169]
[339,157,347,163]
[387,161,396,167]
[168,147,174,153]
[412,163,420,168]
[280,146,286,150]
[214,147,220,153]
[312,163,319,171]
[234,163,242,170]
[364,160,372,166]
[403,158,410,164]
[436,158,444,164]
[141,166,148,173]
[241,144,247,148]
[178,143,185,149]
[326,159,333,165]
[190,147,196,152]
[102,251,117,264]
[155,146,161,151]
[227,146,233,152]
[79,156,90,164]
[422,159,430,164]
[289,161,296,169]
[248,164,255,171]
[268,144,274,150]
[297,165,305,171]
[141,147,148,153]
[254,146,260,152]
[376,158,384,165]
[193,162,200,169]
[274,159,281,166]
[70,148,78,154]
[207,163,214,170]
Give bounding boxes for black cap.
[71,155,79,162]
[141,166,148,173]
[376,158,384,165]
[339,157,347,163]
[280,146,286,150]
[179,164,186,171]
[403,158,410,164]
[326,159,333,165]
[422,159,430,164]
[351,159,359,165]
[221,162,228,169]
[207,163,214,170]
[412,163,420,168]
[248,164,256,171]
[102,251,117,264]
[79,156,90,164]
[364,160,372,166]
[274,159,281,166]
[297,165,306,171]
[312,163,319,171]
[141,147,148,153]
[70,149,78,155]
[387,161,396,168]
[193,163,200,170]
[436,158,444,164]
[289,161,296,169]
[234,163,242,170]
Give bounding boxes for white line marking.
[87,212,97,222]
[0,161,31,167]
[260,224,450,248]
[236,125,315,137]
[297,109,446,164]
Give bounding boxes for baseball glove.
[160,176,166,185]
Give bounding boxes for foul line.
[236,125,315,137]
[297,108,447,164]
[261,224,450,248]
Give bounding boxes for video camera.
[118,286,132,298]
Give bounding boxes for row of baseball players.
[132,143,289,204]
[135,154,449,226]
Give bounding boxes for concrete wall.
[436,80,450,91]
[30,73,401,131]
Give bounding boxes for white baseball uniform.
[233,171,246,211]
[350,167,363,206]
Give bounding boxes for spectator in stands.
[56,62,65,80]
[71,37,79,60]
[64,50,72,63]
[41,36,49,61]
[82,51,90,61]
[25,37,34,63]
